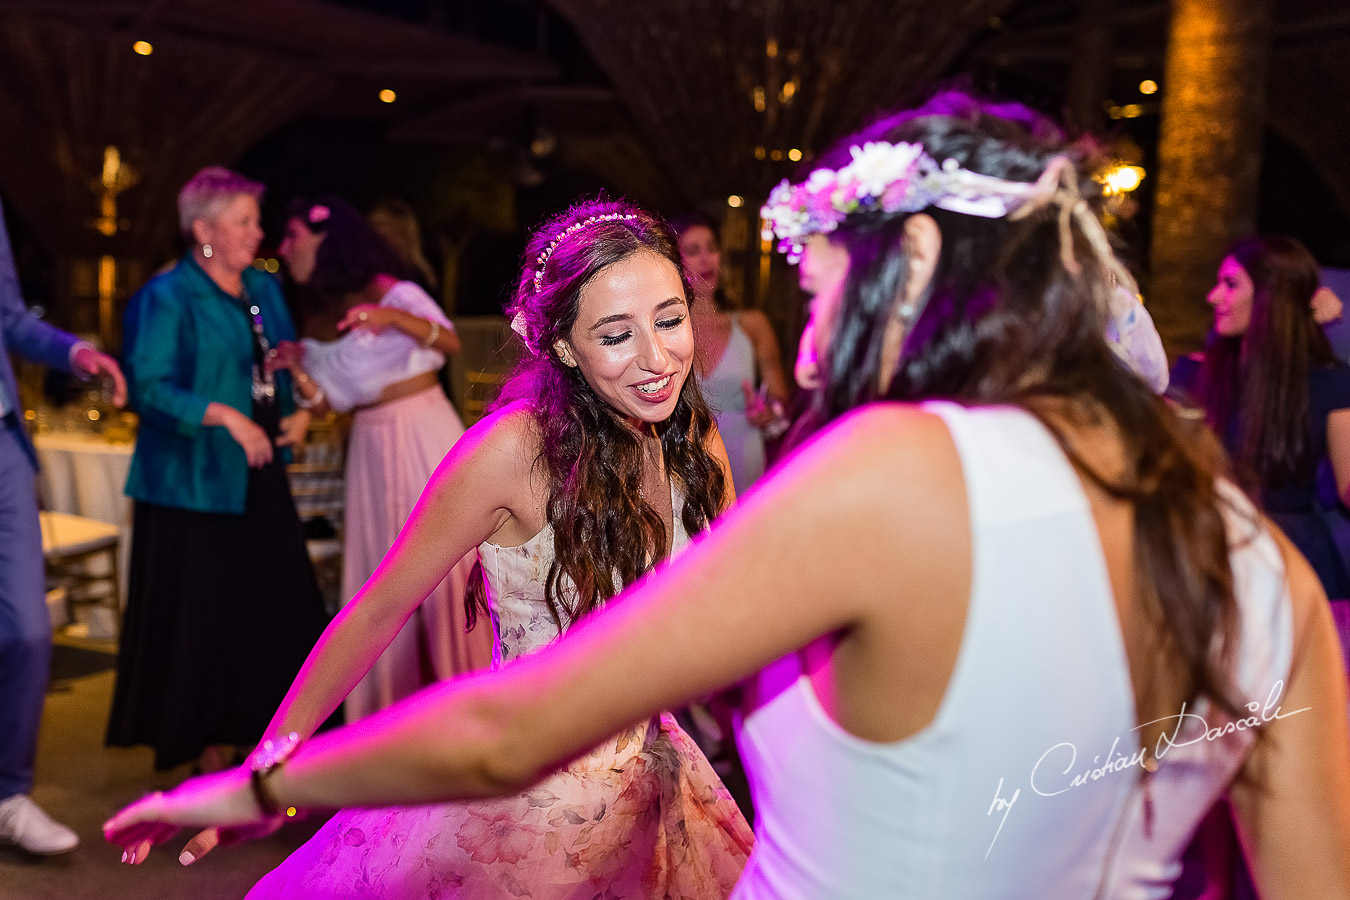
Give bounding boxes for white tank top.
[300,281,452,412]
[733,401,1294,900]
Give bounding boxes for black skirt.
[107,412,331,770]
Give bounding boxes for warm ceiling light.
[379,89,397,103]
[132,40,153,56]
[1139,79,1158,95]
[727,195,744,208]
[787,148,803,162]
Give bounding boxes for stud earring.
[202,244,213,258]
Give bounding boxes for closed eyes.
[598,315,687,346]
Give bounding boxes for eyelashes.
[597,315,687,347]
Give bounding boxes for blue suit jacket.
[0,202,80,470]
[122,255,297,514]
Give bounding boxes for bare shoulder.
[764,404,964,541]
[803,404,958,479]
[434,401,540,493]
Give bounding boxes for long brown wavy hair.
[1194,235,1335,497]
[798,91,1244,716]
[467,198,726,630]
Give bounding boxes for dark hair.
[800,90,1242,716]
[285,196,407,310]
[668,211,734,310]
[467,198,726,629]
[1196,235,1332,495]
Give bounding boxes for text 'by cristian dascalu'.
[983,680,1309,859]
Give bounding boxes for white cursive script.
[985,680,1309,857]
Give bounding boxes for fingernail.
[180,850,196,866]
[121,850,128,863]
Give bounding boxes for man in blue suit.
[0,200,124,855]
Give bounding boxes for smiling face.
[556,250,694,428]
[195,194,263,274]
[677,224,721,301]
[278,216,326,284]
[1207,255,1255,337]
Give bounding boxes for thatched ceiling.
[547,0,1016,205]
[0,0,556,254]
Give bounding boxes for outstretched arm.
[104,406,962,839]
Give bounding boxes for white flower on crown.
[839,141,926,200]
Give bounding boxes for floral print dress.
[248,491,754,899]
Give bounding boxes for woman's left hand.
[338,304,400,335]
[277,410,311,449]
[103,767,275,864]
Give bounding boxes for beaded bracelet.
[248,731,303,819]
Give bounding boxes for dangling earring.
[202,244,213,258]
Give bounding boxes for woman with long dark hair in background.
[271,197,492,722]
[1173,235,1350,599]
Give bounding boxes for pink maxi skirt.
[342,386,493,721]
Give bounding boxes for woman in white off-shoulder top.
[271,197,493,721]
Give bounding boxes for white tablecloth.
[33,432,134,611]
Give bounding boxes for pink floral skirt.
[247,712,754,898]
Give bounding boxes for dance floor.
[0,636,324,900]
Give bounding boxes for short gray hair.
[177,165,265,239]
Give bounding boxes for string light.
[132,40,153,56]
[379,89,397,103]
[727,195,744,208]
[1139,80,1158,95]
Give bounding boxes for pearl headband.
[530,213,639,294]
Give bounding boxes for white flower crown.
[760,141,1050,260]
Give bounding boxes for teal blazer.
[123,256,297,514]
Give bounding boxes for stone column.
[1149,0,1273,356]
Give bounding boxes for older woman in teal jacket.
[107,166,330,775]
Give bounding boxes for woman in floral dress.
[116,198,753,898]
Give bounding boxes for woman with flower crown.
[108,94,1350,897]
[111,198,753,898]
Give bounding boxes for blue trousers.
[0,418,47,798]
